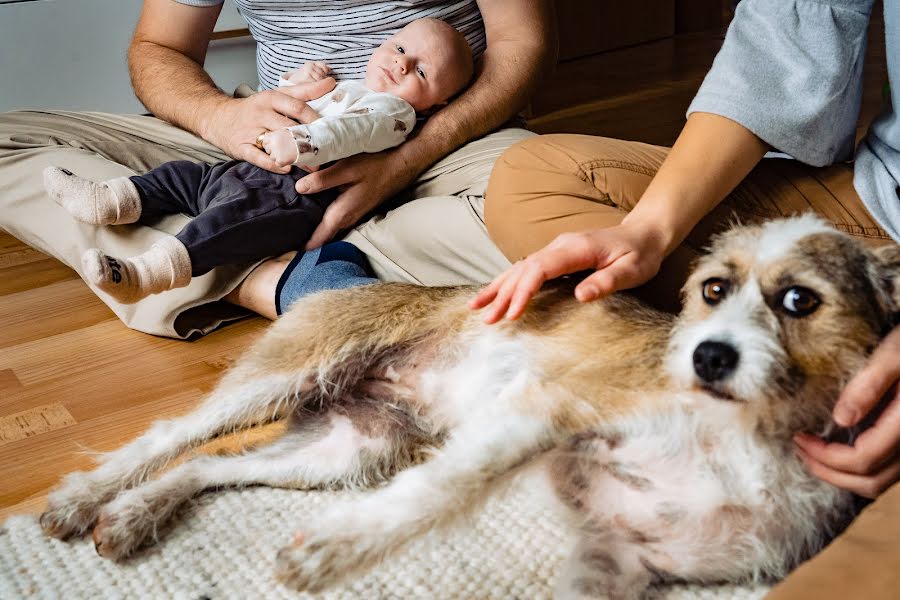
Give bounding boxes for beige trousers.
[484,133,899,600]
[0,109,529,338]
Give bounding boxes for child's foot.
[81,237,192,304]
[43,167,141,225]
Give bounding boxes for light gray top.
[688,0,900,241]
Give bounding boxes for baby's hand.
[261,129,300,167]
[283,62,333,85]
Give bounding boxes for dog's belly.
[552,407,783,580]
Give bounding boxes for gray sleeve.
[172,0,224,6]
[687,0,875,166]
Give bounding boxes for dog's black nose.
[692,341,739,383]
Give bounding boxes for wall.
[0,0,257,113]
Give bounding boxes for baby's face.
[365,19,472,112]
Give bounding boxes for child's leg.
[43,166,142,225]
[82,237,192,304]
[170,163,336,275]
[44,159,231,226]
[84,163,337,303]
[76,160,237,304]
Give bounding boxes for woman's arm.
[470,113,769,322]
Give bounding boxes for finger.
[505,265,551,320]
[833,330,900,426]
[483,267,524,324]
[575,266,620,302]
[263,116,301,134]
[271,94,323,126]
[469,272,508,310]
[305,201,353,250]
[296,163,353,194]
[795,393,900,474]
[243,149,292,173]
[279,77,336,103]
[796,446,900,498]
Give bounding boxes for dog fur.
[40,215,900,598]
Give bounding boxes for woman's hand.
[205,78,335,173]
[469,219,671,324]
[795,327,900,498]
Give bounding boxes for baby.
[43,18,473,304]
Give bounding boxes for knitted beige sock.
[81,236,193,304]
[43,166,141,225]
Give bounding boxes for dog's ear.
[869,243,900,315]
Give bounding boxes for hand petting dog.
[472,221,900,499]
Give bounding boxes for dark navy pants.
[131,160,336,276]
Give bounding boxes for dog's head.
[666,215,900,434]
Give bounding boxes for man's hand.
[283,62,333,85]
[296,148,420,249]
[469,219,670,323]
[205,78,336,173]
[795,326,900,498]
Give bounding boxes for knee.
[485,135,578,258]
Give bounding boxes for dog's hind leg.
[554,535,658,600]
[275,370,574,592]
[40,369,311,540]
[90,400,430,561]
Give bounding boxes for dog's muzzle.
[692,340,739,384]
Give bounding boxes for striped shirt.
[176,0,486,90]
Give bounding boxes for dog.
[39,215,900,598]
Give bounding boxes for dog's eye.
[779,286,821,317]
[702,278,730,305]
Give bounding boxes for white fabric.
[277,80,417,167]
[0,480,772,599]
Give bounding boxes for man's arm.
[299,0,558,248]
[128,0,334,172]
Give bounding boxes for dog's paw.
[275,530,374,592]
[90,487,176,561]
[40,472,107,539]
[90,510,146,561]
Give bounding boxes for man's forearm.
[128,40,231,141]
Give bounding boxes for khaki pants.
[0,109,528,338]
[484,133,900,599]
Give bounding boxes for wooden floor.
[0,19,888,520]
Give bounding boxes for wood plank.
[0,403,76,444]
[0,278,114,349]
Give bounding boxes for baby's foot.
[43,167,141,225]
[82,237,192,304]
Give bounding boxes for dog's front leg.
[275,377,567,592]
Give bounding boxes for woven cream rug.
[0,481,771,599]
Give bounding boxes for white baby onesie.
[277,78,417,167]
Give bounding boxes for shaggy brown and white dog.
[40,216,900,598]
